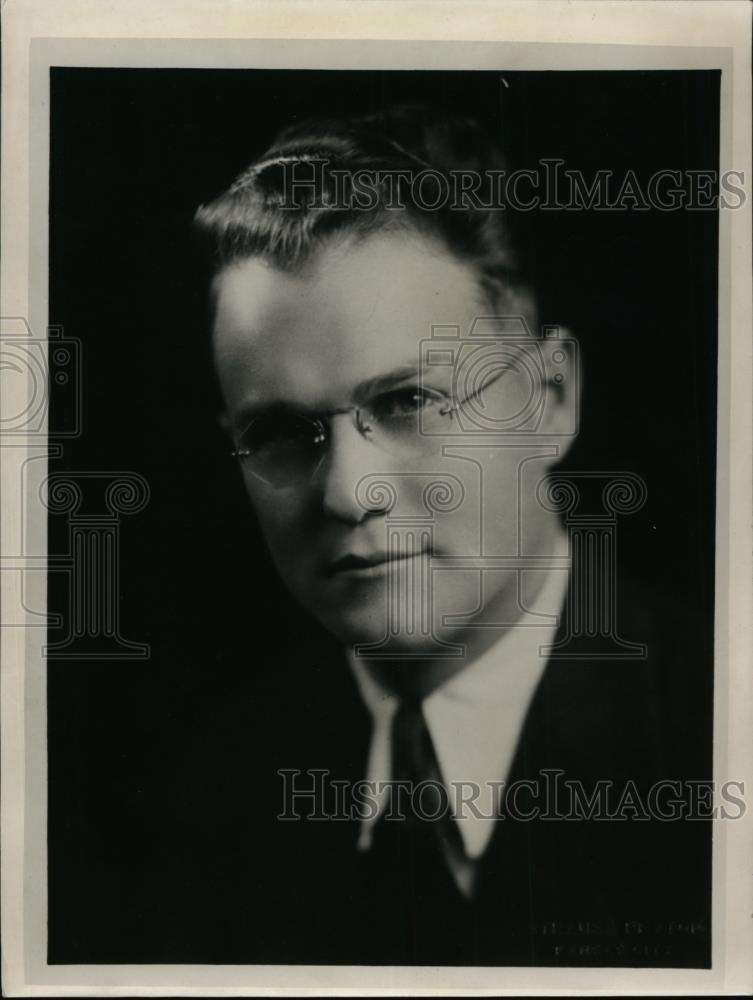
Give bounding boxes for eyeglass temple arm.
[443,363,513,415]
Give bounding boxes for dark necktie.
[367,694,474,898]
[350,693,479,964]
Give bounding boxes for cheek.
[428,450,541,554]
[244,486,309,563]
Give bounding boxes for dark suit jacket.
[48,576,712,967]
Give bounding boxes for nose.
[320,413,392,523]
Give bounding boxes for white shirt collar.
[347,530,570,861]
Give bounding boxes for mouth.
[327,550,428,578]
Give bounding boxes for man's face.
[213,229,574,653]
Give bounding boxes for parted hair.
[194,105,536,316]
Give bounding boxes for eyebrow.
[234,365,426,429]
[351,365,423,400]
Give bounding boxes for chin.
[313,607,387,649]
[311,604,463,660]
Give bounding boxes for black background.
[47,69,719,961]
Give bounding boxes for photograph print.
[45,66,722,968]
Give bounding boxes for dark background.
[47,69,719,961]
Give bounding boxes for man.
[71,106,707,968]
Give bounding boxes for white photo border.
[2,1,751,995]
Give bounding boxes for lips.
[328,549,427,576]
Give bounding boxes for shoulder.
[521,572,712,782]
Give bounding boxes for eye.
[240,412,322,456]
[370,386,447,422]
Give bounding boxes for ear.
[539,327,581,461]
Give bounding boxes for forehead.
[211,230,487,410]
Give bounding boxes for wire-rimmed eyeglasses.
[230,364,513,488]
